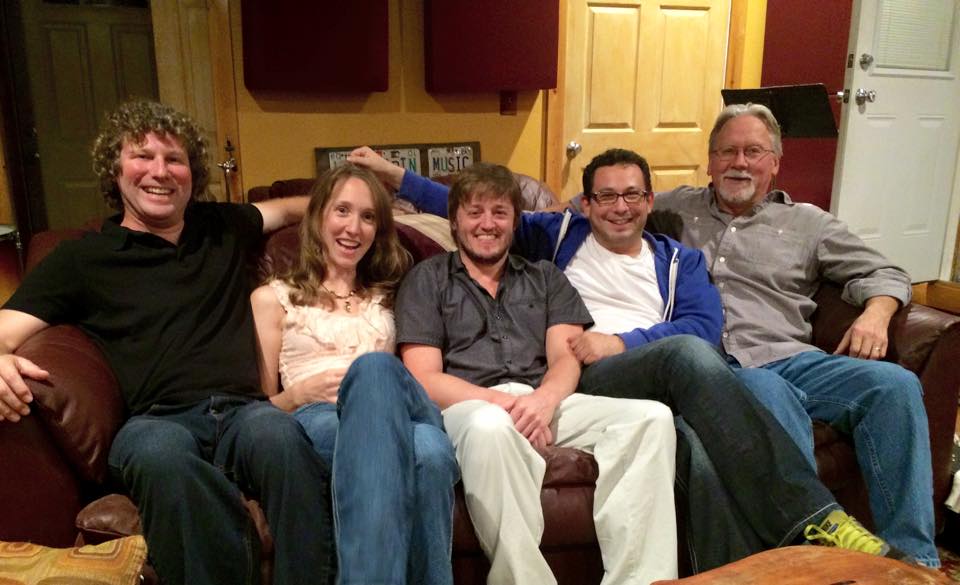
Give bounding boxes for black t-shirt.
[4,202,265,415]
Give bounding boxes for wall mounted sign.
[316,142,481,179]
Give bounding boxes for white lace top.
[268,280,395,390]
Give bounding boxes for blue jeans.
[295,353,459,585]
[578,336,838,554]
[730,351,938,567]
[108,395,334,585]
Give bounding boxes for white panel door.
[831,0,960,282]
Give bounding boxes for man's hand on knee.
[509,393,557,448]
[834,297,897,360]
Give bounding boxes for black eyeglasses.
[588,190,652,206]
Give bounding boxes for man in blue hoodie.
[349,147,910,571]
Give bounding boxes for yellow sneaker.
[804,510,888,555]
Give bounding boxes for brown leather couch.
[245,172,561,211]
[3,186,959,584]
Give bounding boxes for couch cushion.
[453,447,599,552]
[76,494,274,559]
[0,535,146,585]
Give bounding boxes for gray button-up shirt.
[395,251,593,388]
[655,185,912,367]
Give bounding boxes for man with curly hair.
[0,101,333,585]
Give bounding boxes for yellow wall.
[726,0,766,89]
[740,0,766,88]
[232,0,546,190]
[0,0,761,220]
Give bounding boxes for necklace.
[320,283,358,312]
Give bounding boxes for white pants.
[442,383,678,585]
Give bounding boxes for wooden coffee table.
[653,546,951,584]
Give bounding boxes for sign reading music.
[316,142,481,179]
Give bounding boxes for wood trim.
[925,281,960,316]
[911,282,928,306]
[151,1,242,204]
[0,108,13,225]
[725,0,748,89]
[544,0,567,194]
[208,0,243,202]
[953,214,960,281]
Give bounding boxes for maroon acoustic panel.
[761,0,852,210]
[242,1,388,93]
[424,0,559,92]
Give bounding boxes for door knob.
[859,53,874,69]
[566,141,582,159]
[854,88,877,105]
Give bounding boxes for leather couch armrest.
[812,282,960,374]
[906,304,960,521]
[14,325,123,485]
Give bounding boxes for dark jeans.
[578,335,838,565]
[675,417,765,573]
[108,395,334,585]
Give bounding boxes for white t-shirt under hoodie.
[562,234,664,335]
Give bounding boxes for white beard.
[716,172,757,210]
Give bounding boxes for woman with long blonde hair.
[251,164,458,585]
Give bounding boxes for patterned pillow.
[0,536,146,585]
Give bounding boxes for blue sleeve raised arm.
[617,248,723,348]
[398,172,451,217]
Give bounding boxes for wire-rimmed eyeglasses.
[710,145,775,163]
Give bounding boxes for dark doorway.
[0,0,158,244]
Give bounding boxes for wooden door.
[547,0,731,199]
[831,0,960,282]
[21,0,157,229]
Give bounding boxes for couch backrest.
[254,219,451,284]
[246,172,560,212]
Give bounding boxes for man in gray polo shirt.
[655,102,936,566]
[395,163,679,585]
